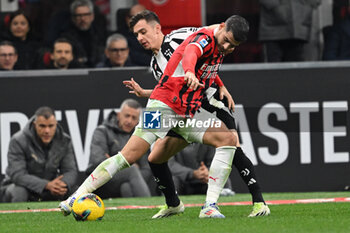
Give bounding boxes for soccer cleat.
[199,202,225,218]
[58,196,76,216]
[248,202,270,217]
[152,201,185,218]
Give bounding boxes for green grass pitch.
[0,192,349,233]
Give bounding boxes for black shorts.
[166,129,185,139]
[201,92,237,130]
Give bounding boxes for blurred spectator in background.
[60,0,106,68]
[0,41,18,70]
[323,14,350,60]
[43,0,108,47]
[115,4,152,66]
[258,0,321,62]
[129,4,146,19]
[86,99,151,198]
[96,33,135,68]
[49,38,74,69]
[169,143,235,196]
[43,38,82,69]
[0,9,41,69]
[0,106,78,202]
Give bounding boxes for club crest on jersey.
[199,39,209,48]
[143,110,161,129]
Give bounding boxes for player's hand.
[123,78,148,97]
[45,175,68,196]
[184,71,204,90]
[219,85,235,112]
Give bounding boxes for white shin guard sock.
[72,153,130,200]
[206,146,236,204]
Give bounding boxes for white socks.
[206,146,236,204]
[69,152,130,202]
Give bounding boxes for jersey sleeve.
[182,32,214,73]
[188,33,213,57]
[182,44,202,74]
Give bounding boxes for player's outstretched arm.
[123,77,153,98]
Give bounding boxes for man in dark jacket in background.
[258,0,321,62]
[96,33,136,68]
[60,0,106,67]
[0,106,78,202]
[86,99,151,198]
[0,41,18,71]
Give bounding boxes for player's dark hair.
[34,106,55,120]
[225,15,249,42]
[129,10,160,31]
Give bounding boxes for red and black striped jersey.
[150,27,224,118]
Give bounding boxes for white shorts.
[133,99,222,145]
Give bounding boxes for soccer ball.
[72,193,105,221]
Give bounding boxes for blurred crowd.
[0,0,152,71]
[0,0,350,71]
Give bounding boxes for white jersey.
[150,27,199,81]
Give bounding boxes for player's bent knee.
[231,130,240,147]
[148,137,188,164]
[203,130,236,148]
[221,132,236,147]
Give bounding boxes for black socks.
[148,161,180,207]
[233,147,265,203]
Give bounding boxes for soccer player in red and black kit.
[60,13,269,219]
[124,10,269,218]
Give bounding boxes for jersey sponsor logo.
[199,38,209,48]
[143,110,161,129]
[200,63,221,72]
